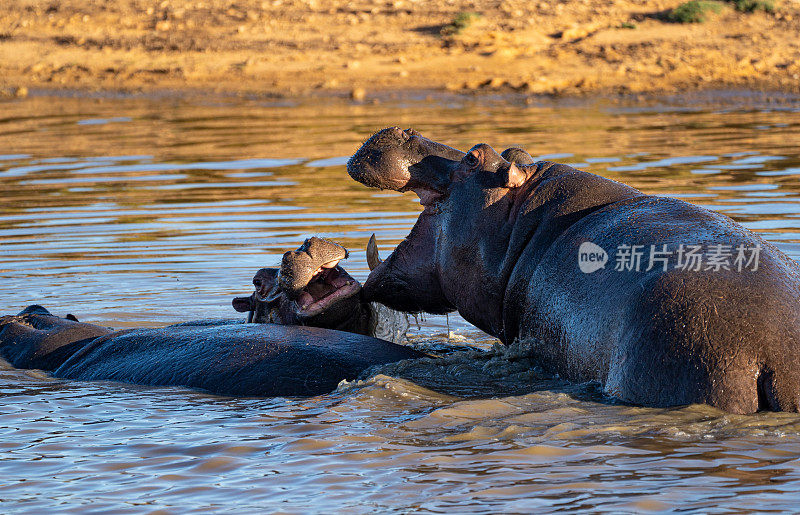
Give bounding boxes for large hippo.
[0,237,422,396]
[347,127,800,413]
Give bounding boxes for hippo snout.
[348,126,465,196]
[347,127,413,190]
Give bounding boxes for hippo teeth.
[312,259,341,278]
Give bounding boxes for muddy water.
[1,94,800,512]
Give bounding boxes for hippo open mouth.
[276,237,363,320]
[413,188,445,214]
[234,238,367,325]
[293,262,361,318]
[347,126,464,214]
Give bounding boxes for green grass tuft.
[727,0,775,12]
[441,12,482,36]
[668,0,725,23]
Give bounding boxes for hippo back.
[53,324,423,397]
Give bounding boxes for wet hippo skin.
[347,127,800,413]
[0,237,423,397]
[0,306,421,397]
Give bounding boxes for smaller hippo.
[0,238,423,397]
[232,236,409,343]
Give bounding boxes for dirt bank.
[1,0,799,99]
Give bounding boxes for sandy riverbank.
[1,0,799,100]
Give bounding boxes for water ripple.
[1,96,800,511]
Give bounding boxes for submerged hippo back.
[0,309,113,370]
[54,324,422,397]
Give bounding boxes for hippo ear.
[232,296,254,312]
[19,305,51,316]
[500,147,535,165]
[66,314,79,322]
[503,162,527,188]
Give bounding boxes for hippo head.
[347,128,467,314]
[347,126,466,203]
[348,128,536,336]
[231,267,283,323]
[232,237,363,329]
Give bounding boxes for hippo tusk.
[367,234,383,271]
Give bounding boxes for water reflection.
[1,94,800,511]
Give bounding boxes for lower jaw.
[294,284,361,319]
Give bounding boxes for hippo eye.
[464,152,480,168]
